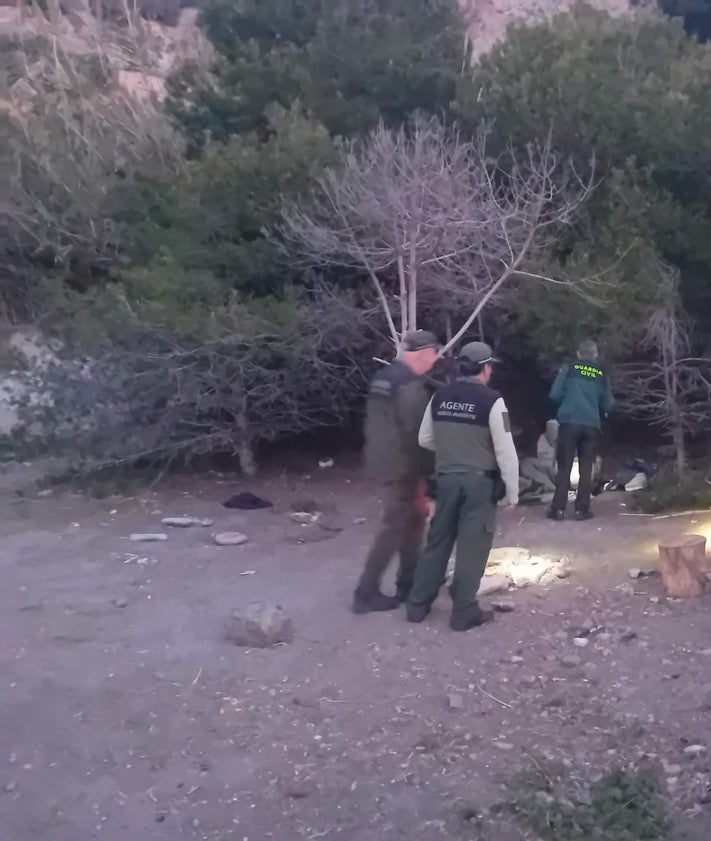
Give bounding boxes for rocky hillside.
[0,0,644,110]
[459,0,639,57]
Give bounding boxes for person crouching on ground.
[352,330,439,614]
[547,339,614,522]
[406,342,519,632]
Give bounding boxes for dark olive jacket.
[363,361,434,482]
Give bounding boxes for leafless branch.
[277,116,593,353]
[615,260,711,478]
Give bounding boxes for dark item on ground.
[547,508,565,521]
[223,492,273,510]
[658,534,708,598]
[608,458,658,491]
[575,510,594,521]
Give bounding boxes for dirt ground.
[1,466,711,840]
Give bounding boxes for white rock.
[573,637,589,648]
[493,741,514,751]
[213,532,249,547]
[161,517,213,528]
[477,574,512,596]
[290,512,320,525]
[684,745,707,757]
[129,533,167,542]
[628,568,643,579]
[488,547,531,566]
[224,603,293,648]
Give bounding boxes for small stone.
[284,780,313,799]
[290,512,320,525]
[663,764,682,776]
[36,489,52,498]
[493,741,514,751]
[353,517,367,525]
[224,603,293,648]
[650,596,661,604]
[448,693,465,710]
[4,780,17,793]
[510,655,524,664]
[628,568,643,579]
[618,583,635,596]
[129,533,167,542]
[213,532,249,547]
[161,517,213,528]
[491,599,516,613]
[292,694,319,708]
[560,654,582,668]
[573,637,589,648]
[318,459,334,469]
[619,631,638,644]
[112,597,129,608]
[684,745,707,757]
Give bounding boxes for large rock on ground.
[224,603,294,648]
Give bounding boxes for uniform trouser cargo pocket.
[408,472,497,613]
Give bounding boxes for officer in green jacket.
[406,342,519,632]
[353,330,439,614]
[547,340,615,521]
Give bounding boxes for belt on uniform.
[437,467,499,479]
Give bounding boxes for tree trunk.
[670,412,686,480]
[658,534,708,598]
[238,440,257,477]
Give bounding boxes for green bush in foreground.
[512,766,670,841]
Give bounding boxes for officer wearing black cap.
[353,329,440,614]
[406,341,519,631]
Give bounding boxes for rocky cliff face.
[458,0,637,57]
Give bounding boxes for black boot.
[406,602,431,623]
[450,606,495,632]
[575,509,594,521]
[351,590,400,615]
[546,508,564,521]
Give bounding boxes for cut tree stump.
[658,534,708,598]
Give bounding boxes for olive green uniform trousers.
[408,472,495,624]
[356,478,427,600]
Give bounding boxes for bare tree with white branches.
[616,262,711,479]
[278,116,594,353]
